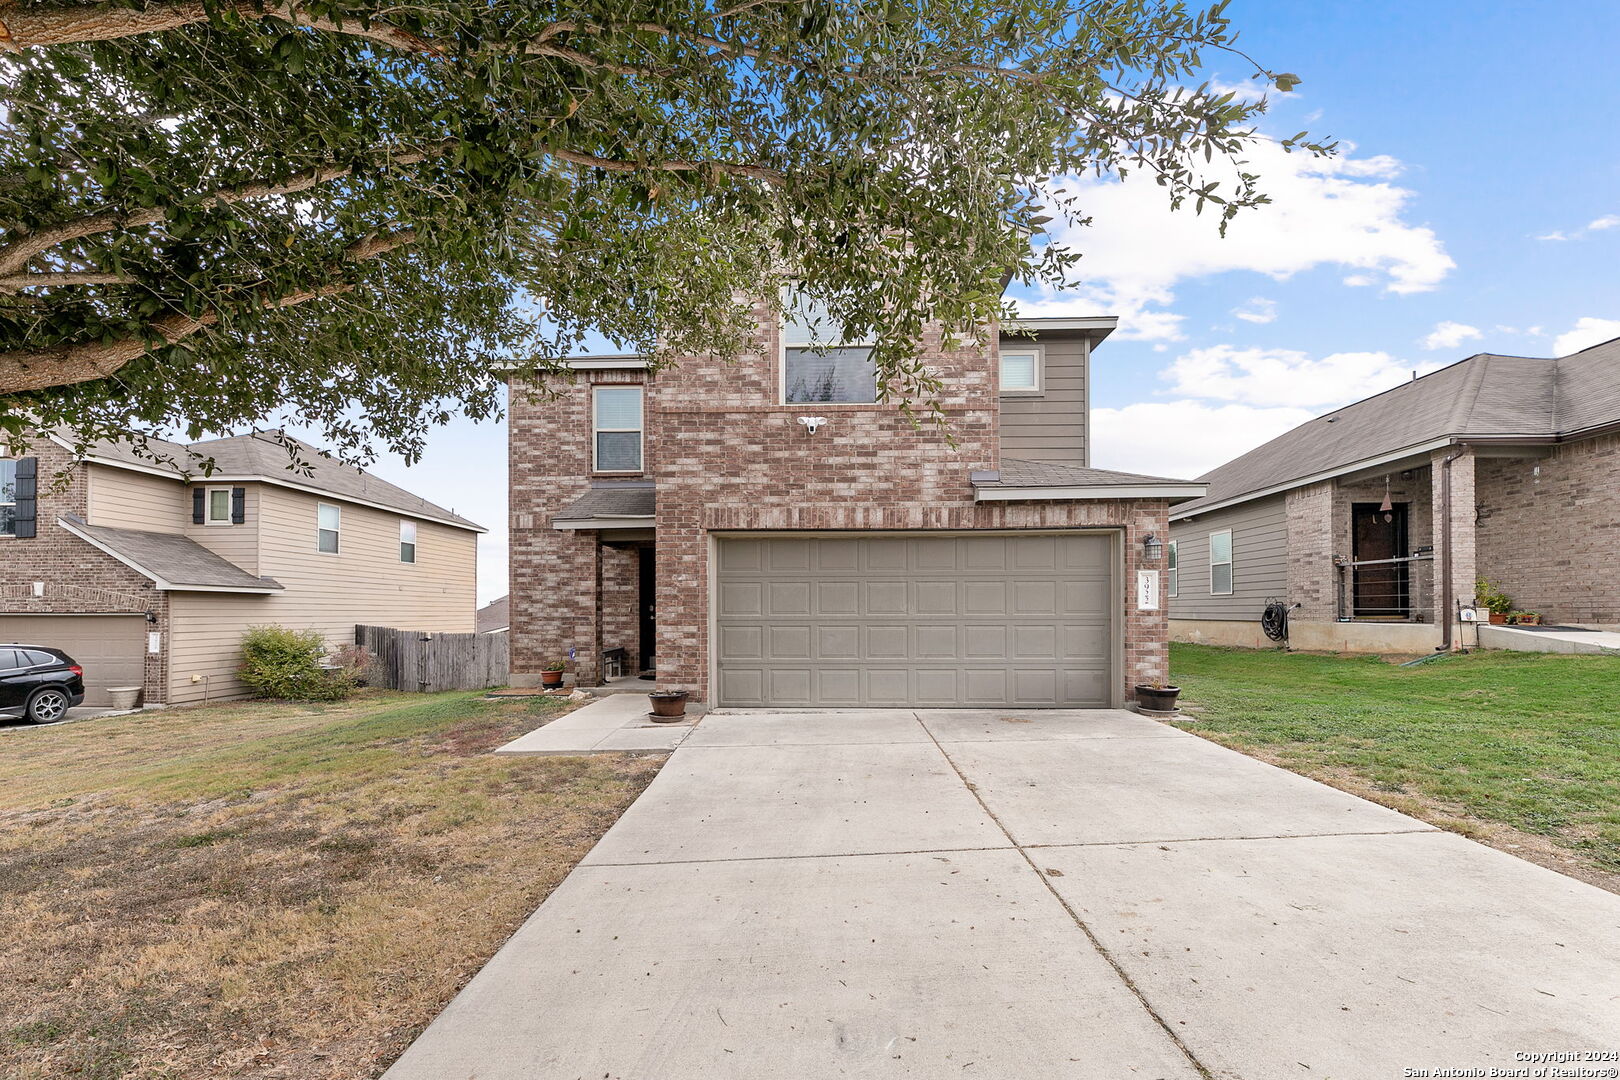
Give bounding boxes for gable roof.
[58,515,283,592]
[1172,336,1620,519]
[57,430,483,532]
[476,595,510,634]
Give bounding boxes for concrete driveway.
[385,709,1620,1080]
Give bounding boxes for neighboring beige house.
[0,430,481,707]
[1168,335,1620,652]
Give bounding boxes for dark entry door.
[638,547,655,673]
[1352,503,1409,617]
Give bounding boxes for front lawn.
[1170,644,1620,886]
[0,690,660,1080]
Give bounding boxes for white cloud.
[1015,141,1453,340]
[1553,317,1620,356]
[1231,297,1277,324]
[1421,321,1483,350]
[1160,345,1442,408]
[1535,213,1619,241]
[1091,401,1316,479]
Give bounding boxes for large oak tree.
[0,0,1322,461]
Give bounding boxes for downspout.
[1437,448,1461,652]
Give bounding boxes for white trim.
[54,517,282,594]
[1169,437,1455,521]
[52,434,486,533]
[552,515,655,531]
[1208,528,1234,596]
[998,345,1044,395]
[567,356,648,371]
[1004,316,1118,334]
[204,486,233,525]
[317,502,341,554]
[1167,539,1179,598]
[592,385,645,473]
[975,483,1209,502]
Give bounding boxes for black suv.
[0,645,86,723]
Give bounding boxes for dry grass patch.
[0,690,661,1079]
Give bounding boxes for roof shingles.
[60,515,281,591]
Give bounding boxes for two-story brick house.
[508,298,1206,709]
[0,430,481,707]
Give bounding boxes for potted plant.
[1512,611,1543,626]
[648,688,690,721]
[1476,579,1513,625]
[1134,682,1181,715]
[539,659,566,688]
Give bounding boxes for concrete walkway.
[493,693,699,755]
[1480,623,1620,654]
[386,708,1620,1079]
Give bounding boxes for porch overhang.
[550,482,657,533]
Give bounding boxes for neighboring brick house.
[508,298,1207,708]
[1167,335,1620,651]
[0,430,481,707]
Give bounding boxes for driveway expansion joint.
[580,843,1020,868]
[913,710,1218,1080]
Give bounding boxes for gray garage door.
[0,614,146,707]
[716,533,1115,708]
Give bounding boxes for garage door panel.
[816,581,860,615]
[715,534,1115,709]
[0,614,145,708]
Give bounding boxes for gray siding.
[1168,495,1288,621]
[998,336,1088,465]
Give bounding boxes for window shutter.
[192,487,205,524]
[12,457,36,539]
[231,487,246,524]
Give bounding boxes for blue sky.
[349,0,1620,604]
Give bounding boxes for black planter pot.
[1134,685,1181,714]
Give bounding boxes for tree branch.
[0,141,452,277]
[0,229,417,393]
[0,0,438,53]
[0,271,135,292]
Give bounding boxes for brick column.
[1430,447,1476,643]
[1286,481,1338,621]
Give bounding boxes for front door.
[638,547,656,674]
[1352,503,1409,617]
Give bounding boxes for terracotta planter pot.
[1488,612,1507,625]
[1134,685,1181,714]
[540,669,564,687]
[648,690,689,721]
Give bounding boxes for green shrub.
[238,626,357,702]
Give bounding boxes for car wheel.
[25,687,70,724]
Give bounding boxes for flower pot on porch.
[1488,612,1507,625]
[539,669,565,688]
[648,690,689,722]
[1134,685,1181,715]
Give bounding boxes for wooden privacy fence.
[355,625,509,692]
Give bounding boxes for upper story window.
[206,487,232,525]
[782,289,878,404]
[1167,540,1179,597]
[0,459,15,537]
[400,520,417,563]
[318,502,341,553]
[1209,529,1233,595]
[999,347,1043,394]
[593,386,644,472]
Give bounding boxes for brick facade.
[1476,433,1620,624]
[1284,481,1336,621]
[508,303,1174,702]
[0,439,170,702]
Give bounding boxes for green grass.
[1170,644,1620,873]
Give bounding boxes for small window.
[1000,349,1042,393]
[593,386,644,472]
[0,459,15,537]
[782,288,878,404]
[317,503,341,553]
[206,487,232,525]
[400,520,417,564]
[1167,540,1178,598]
[1209,529,1233,595]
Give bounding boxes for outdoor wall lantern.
[1141,533,1163,563]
